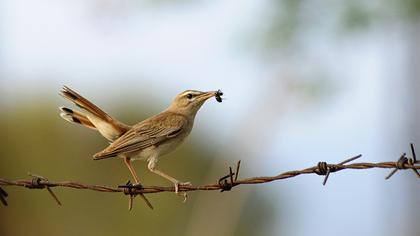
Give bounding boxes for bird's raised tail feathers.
[59,106,96,130]
[59,86,131,141]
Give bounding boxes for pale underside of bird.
[59,86,222,208]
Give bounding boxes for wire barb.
[314,155,362,185]
[118,180,154,210]
[218,160,241,192]
[385,144,420,180]
[235,160,241,181]
[0,187,8,206]
[409,143,420,178]
[25,173,62,206]
[315,162,331,185]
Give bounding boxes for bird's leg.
[123,157,140,184]
[122,157,153,210]
[147,157,191,198]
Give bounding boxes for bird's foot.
[174,181,192,193]
[174,181,192,203]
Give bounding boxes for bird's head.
[167,90,222,117]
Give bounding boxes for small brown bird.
[59,86,222,205]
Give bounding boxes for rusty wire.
[0,144,419,207]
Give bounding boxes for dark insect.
[215,89,223,103]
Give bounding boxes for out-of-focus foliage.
[340,1,376,31]
[397,0,420,20]
[257,0,303,54]
[252,0,420,53]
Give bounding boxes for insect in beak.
[215,89,223,103]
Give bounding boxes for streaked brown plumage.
[59,86,221,206]
[93,111,189,160]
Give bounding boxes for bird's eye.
[186,93,193,99]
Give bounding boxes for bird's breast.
[129,133,190,162]
[129,119,194,161]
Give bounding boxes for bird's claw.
[180,192,188,203]
[174,181,192,202]
[174,181,192,193]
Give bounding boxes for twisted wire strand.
[1,158,418,195]
[1,143,419,207]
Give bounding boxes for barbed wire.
[1,144,419,209]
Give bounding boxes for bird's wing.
[93,112,187,159]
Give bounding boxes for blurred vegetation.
[0,100,275,236]
[257,0,420,53]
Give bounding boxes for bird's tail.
[59,86,131,141]
[59,106,96,130]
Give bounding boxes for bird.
[59,86,222,206]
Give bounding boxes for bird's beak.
[198,91,217,101]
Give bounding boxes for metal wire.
[0,144,419,207]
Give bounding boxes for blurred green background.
[1,0,420,235]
